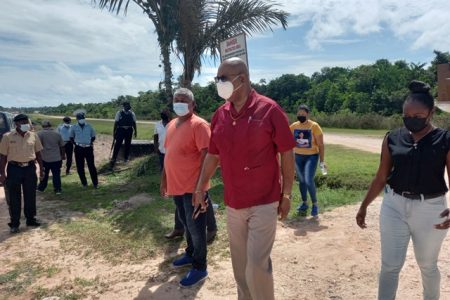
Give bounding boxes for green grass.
[28,113,154,140]
[323,127,387,137]
[0,261,44,296]
[36,144,378,264]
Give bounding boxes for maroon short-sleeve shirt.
[209,90,295,209]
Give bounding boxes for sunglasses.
[214,73,241,83]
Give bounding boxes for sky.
[0,0,449,107]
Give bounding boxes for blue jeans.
[379,187,447,300]
[174,193,207,271]
[294,153,319,203]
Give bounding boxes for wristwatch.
[282,193,292,200]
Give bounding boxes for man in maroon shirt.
[194,58,295,300]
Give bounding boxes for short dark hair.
[297,104,310,113]
[405,80,434,111]
[13,114,29,122]
[63,116,71,123]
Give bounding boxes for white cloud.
[278,0,450,51]
[0,0,165,107]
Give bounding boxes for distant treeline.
[11,51,450,129]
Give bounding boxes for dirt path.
[2,133,450,299]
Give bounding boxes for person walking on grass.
[290,104,326,217]
[193,58,295,300]
[70,112,98,189]
[37,120,65,194]
[58,116,74,175]
[356,80,450,300]
[160,88,216,287]
[110,101,137,168]
[0,114,44,234]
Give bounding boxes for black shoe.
[93,185,98,189]
[26,220,41,227]
[10,227,20,234]
[66,170,71,175]
[165,229,185,239]
[207,229,217,244]
[55,190,62,195]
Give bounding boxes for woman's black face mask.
[402,116,428,133]
[297,116,307,123]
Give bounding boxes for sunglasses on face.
[214,73,241,83]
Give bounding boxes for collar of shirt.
[12,129,30,137]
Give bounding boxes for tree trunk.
[160,43,173,102]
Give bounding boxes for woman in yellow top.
[290,104,326,216]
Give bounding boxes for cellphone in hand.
[193,193,209,220]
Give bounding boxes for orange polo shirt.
[164,114,211,195]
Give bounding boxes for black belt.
[9,160,35,167]
[394,191,446,200]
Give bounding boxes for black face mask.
[403,116,428,133]
[297,116,307,123]
[160,113,169,121]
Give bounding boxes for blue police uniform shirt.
[70,123,96,145]
[58,124,72,142]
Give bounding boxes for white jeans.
[379,187,448,300]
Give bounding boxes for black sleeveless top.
[386,127,450,194]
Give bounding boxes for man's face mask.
[173,102,190,117]
[124,105,131,111]
[78,119,86,125]
[19,124,30,132]
[64,123,70,127]
[215,75,242,100]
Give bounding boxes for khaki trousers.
[226,202,279,300]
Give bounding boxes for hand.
[356,206,367,229]
[434,209,450,230]
[39,171,44,181]
[278,195,291,220]
[159,182,168,198]
[192,191,208,219]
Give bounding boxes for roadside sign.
[219,33,248,66]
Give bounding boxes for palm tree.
[175,0,288,88]
[94,0,179,101]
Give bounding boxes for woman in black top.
[356,80,450,300]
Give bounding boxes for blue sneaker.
[297,202,308,213]
[311,205,319,217]
[172,254,194,268]
[180,268,208,287]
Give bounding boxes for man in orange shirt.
[160,88,211,287]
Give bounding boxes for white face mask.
[78,119,86,125]
[20,124,31,132]
[216,76,242,100]
[173,102,190,117]
[64,123,70,127]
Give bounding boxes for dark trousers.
[173,192,217,232]
[38,160,62,192]
[74,145,98,186]
[64,142,74,172]
[112,127,133,161]
[5,164,37,228]
[174,193,207,271]
[158,152,165,173]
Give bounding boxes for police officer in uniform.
[0,114,44,233]
[70,112,98,188]
[110,101,137,168]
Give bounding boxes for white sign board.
[219,33,248,66]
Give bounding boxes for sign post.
[219,33,248,66]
